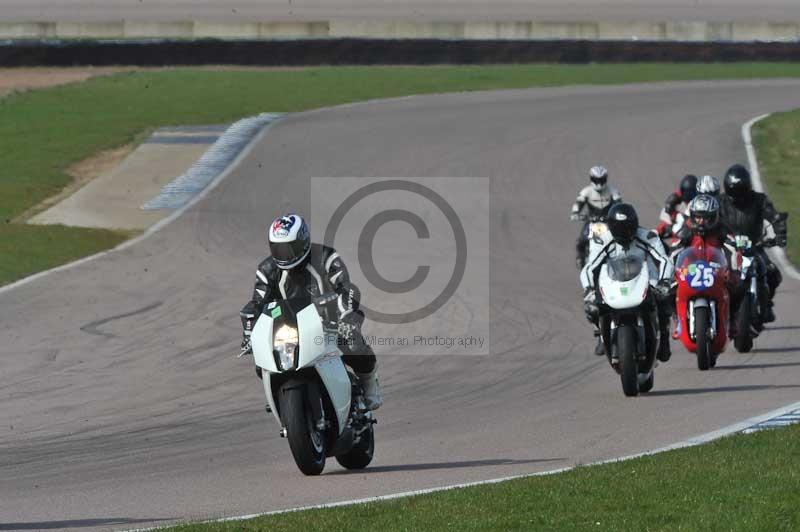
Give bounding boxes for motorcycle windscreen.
[599,259,650,310]
[675,247,727,270]
[606,256,644,282]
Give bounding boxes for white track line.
[742,114,800,281]
[0,114,284,297]
[125,399,800,532]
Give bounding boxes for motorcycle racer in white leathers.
[571,166,622,269]
[580,203,674,360]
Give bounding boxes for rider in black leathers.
[719,164,788,324]
[240,214,383,410]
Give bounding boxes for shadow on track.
[749,346,800,353]
[329,457,565,475]
[764,325,800,331]
[0,517,173,530]
[718,361,800,370]
[645,384,800,397]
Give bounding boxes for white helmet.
[696,175,720,196]
[269,214,311,269]
[589,166,608,191]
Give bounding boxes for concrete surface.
[2,1,800,41]
[28,126,224,230]
[2,1,800,23]
[2,80,800,531]
[1,19,799,41]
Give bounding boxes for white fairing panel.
[599,262,650,310]
[296,305,329,369]
[251,314,277,373]
[262,375,282,426]
[315,357,351,434]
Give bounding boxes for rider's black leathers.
[719,192,786,300]
[240,243,376,374]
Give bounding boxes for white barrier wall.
[0,20,799,41]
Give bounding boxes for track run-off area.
[2,80,800,531]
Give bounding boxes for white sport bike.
[596,255,660,397]
[246,293,376,475]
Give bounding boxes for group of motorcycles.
[574,206,784,397]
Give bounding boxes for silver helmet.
[696,175,720,197]
[589,166,608,191]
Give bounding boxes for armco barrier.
[1,38,800,66]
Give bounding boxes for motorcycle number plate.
[686,261,715,290]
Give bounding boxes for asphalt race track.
[2,1,800,22]
[2,80,800,531]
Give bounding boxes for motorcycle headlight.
[274,325,298,371]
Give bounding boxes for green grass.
[164,424,800,532]
[5,63,800,286]
[752,110,800,264]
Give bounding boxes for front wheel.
[734,294,754,353]
[280,386,327,476]
[336,423,375,470]
[617,325,639,397]
[695,306,711,371]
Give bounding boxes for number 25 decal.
[689,263,715,289]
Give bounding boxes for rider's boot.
[357,370,383,411]
[656,329,672,362]
[593,330,606,356]
[763,301,776,324]
[671,313,680,340]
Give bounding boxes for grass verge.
[4,63,800,286]
[752,110,800,264]
[165,424,800,532]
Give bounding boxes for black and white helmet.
[268,213,311,270]
[589,166,608,191]
[607,203,639,246]
[688,194,720,236]
[696,175,720,196]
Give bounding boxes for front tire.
[734,294,754,353]
[336,423,375,470]
[695,306,711,371]
[280,386,326,476]
[618,325,639,397]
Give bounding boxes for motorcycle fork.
[688,300,717,341]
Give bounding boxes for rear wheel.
[695,306,711,371]
[734,294,754,353]
[280,386,326,476]
[336,423,375,470]
[618,325,639,397]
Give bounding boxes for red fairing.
[674,234,730,355]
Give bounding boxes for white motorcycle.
[247,293,375,475]
[596,255,659,397]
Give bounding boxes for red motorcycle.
[674,235,731,370]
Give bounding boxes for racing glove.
[583,289,599,322]
[652,280,671,299]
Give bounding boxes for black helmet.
[607,203,639,246]
[268,214,311,269]
[589,165,608,190]
[688,194,720,236]
[679,174,698,202]
[724,164,753,205]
